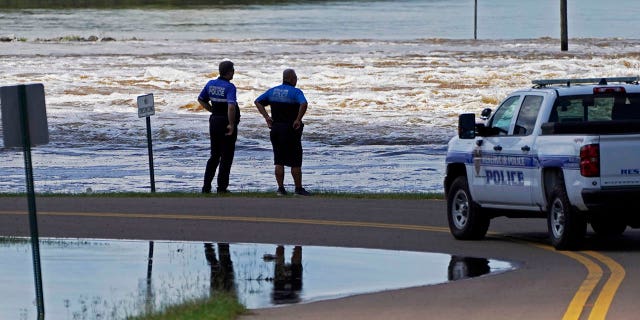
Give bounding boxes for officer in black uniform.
[198,60,240,194]
[254,69,311,196]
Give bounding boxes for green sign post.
[137,93,156,193]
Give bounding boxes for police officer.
[198,60,240,194]
[254,69,311,196]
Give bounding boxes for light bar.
[532,76,640,86]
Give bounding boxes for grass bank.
[126,293,246,320]
[0,191,444,200]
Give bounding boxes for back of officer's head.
[219,60,234,77]
[283,68,297,86]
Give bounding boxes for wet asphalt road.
[1,196,640,320]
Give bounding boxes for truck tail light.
[580,144,600,177]
[594,87,626,94]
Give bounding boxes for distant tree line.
[0,0,332,9]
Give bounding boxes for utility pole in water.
[560,0,568,51]
[474,0,478,40]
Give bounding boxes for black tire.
[591,218,626,237]
[547,183,587,250]
[447,176,490,240]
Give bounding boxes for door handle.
[521,145,531,152]
[493,145,502,151]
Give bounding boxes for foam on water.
[2,1,640,193]
[2,37,640,193]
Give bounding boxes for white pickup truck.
[444,76,640,250]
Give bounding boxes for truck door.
[473,95,543,206]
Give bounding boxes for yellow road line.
[556,251,604,320]
[530,243,604,320]
[584,251,626,320]
[0,210,451,233]
[530,243,628,320]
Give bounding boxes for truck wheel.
[547,184,586,250]
[591,218,626,237]
[447,176,489,240]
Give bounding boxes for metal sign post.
[1,83,49,320]
[137,93,156,192]
[137,94,157,314]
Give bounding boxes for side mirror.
[480,108,492,120]
[476,123,488,137]
[458,113,476,139]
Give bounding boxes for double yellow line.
[533,244,625,320]
[0,210,626,319]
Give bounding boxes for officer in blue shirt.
[198,60,240,194]
[255,69,311,196]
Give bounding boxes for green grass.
[126,293,246,320]
[0,191,444,200]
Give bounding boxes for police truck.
[444,76,640,249]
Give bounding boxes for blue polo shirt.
[255,83,307,124]
[198,77,237,118]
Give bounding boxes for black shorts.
[270,122,303,167]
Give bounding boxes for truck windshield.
[550,93,640,123]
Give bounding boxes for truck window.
[514,95,543,135]
[554,98,587,122]
[611,94,640,120]
[591,96,616,121]
[489,95,521,135]
[552,93,640,122]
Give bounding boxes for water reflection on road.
[0,238,514,319]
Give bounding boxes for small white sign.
[137,93,155,118]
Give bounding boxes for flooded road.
[0,238,513,319]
